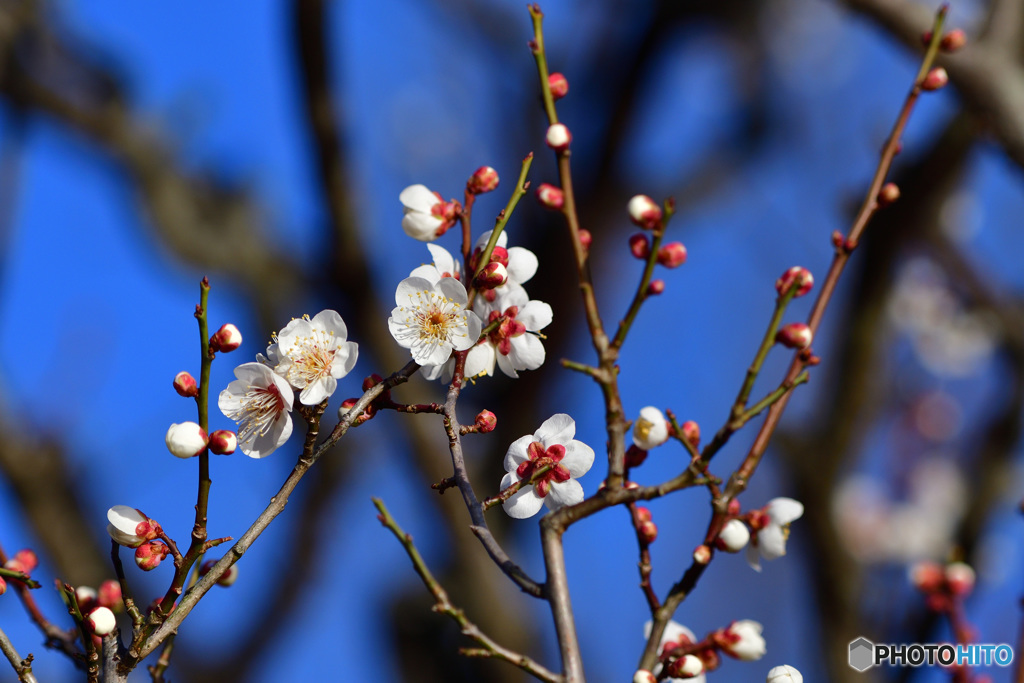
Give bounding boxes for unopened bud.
[165,421,208,458]
[475,410,497,433]
[627,195,663,230]
[76,586,98,613]
[629,233,650,259]
[945,562,975,596]
[578,229,592,251]
[910,561,944,592]
[536,183,564,210]
[208,430,237,455]
[633,407,669,450]
[107,506,161,548]
[467,166,499,194]
[0,577,6,596]
[625,444,648,468]
[209,323,243,353]
[878,182,900,206]
[693,544,712,565]
[548,72,569,100]
[767,665,804,683]
[647,279,665,296]
[727,499,741,516]
[680,420,700,448]
[775,267,814,298]
[474,262,508,290]
[657,242,687,268]
[632,671,657,683]
[940,29,967,52]
[362,373,384,391]
[636,507,652,523]
[717,519,751,553]
[638,520,658,544]
[173,371,199,398]
[489,246,510,268]
[775,323,812,350]
[667,654,704,679]
[921,67,949,91]
[200,559,239,587]
[97,580,122,611]
[339,398,359,419]
[545,123,572,150]
[12,549,37,573]
[134,541,170,572]
[86,607,116,636]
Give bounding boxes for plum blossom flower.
[501,414,594,518]
[400,184,459,241]
[747,497,804,571]
[272,310,358,405]
[219,362,294,458]
[388,276,481,367]
[715,620,766,660]
[633,406,669,450]
[643,620,707,683]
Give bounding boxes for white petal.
[403,213,443,241]
[502,485,545,518]
[766,497,804,524]
[535,413,575,446]
[244,411,293,459]
[310,309,348,339]
[746,543,763,571]
[416,341,453,367]
[758,525,788,560]
[506,246,538,284]
[517,300,553,331]
[560,440,595,478]
[426,243,458,276]
[464,343,495,379]
[332,341,359,378]
[507,334,545,371]
[475,229,509,250]
[544,479,584,510]
[395,276,436,306]
[435,276,469,306]
[496,351,520,378]
[409,264,441,283]
[504,434,536,470]
[276,317,313,347]
[299,377,336,405]
[400,184,440,212]
[107,505,145,533]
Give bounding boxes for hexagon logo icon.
[849,637,875,672]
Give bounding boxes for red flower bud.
[635,507,652,523]
[548,72,569,100]
[776,323,812,349]
[693,544,712,565]
[578,229,592,251]
[628,195,662,230]
[940,29,967,52]
[657,242,687,268]
[878,182,900,207]
[173,371,198,398]
[545,123,572,151]
[474,410,497,433]
[775,267,814,298]
[474,262,508,290]
[209,323,242,353]
[208,430,237,455]
[536,183,564,210]
[97,580,123,611]
[629,233,650,259]
[647,279,665,296]
[638,520,658,544]
[134,541,170,572]
[921,67,949,91]
[467,166,499,194]
[680,420,700,448]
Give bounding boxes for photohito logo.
[848,637,1014,671]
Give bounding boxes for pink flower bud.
[97,580,122,611]
[716,519,751,553]
[775,323,812,349]
[625,444,648,468]
[667,654,704,679]
[715,620,766,661]
[75,586,98,613]
[940,29,967,52]
[12,549,37,573]
[208,430,237,455]
[629,233,650,259]
[338,398,358,417]
[628,195,663,230]
[536,183,564,210]
[775,267,814,298]
[173,371,199,398]
[200,559,239,587]
[878,182,900,207]
[647,279,665,296]
[107,506,161,548]
[3,559,27,577]
[680,420,700,447]
[638,520,658,544]
[486,246,509,268]
[0,576,6,596]
[209,323,243,353]
[727,498,741,516]
[921,67,949,91]
[165,421,208,458]
[362,373,384,391]
[693,544,712,564]
[545,123,572,150]
[636,507,652,523]
[632,671,657,683]
[467,166,499,194]
[578,229,592,251]
[134,542,170,572]
[945,562,975,596]
[474,262,508,290]
[548,72,569,100]
[86,607,116,636]
[474,410,497,433]
[657,242,687,268]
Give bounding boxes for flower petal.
[332,341,359,378]
[746,543,763,572]
[496,351,519,378]
[502,484,545,519]
[506,246,538,284]
[435,276,470,306]
[504,434,536,470]
[426,243,457,276]
[310,309,348,339]
[465,343,495,379]
[299,377,336,406]
[560,440,595,478]
[535,413,575,446]
[767,497,804,524]
[758,525,788,560]
[517,300,553,331]
[400,184,440,212]
[544,478,584,511]
[507,333,545,371]
[395,276,436,306]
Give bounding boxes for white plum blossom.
[643,620,706,683]
[718,519,751,553]
[475,287,552,379]
[400,184,457,242]
[165,422,208,459]
[273,310,358,405]
[410,243,463,283]
[716,620,766,660]
[219,362,295,459]
[747,497,804,571]
[388,276,481,367]
[472,230,539,314]
[632,406,669,450]
[501,414,594,519]
[767,665,803,683]
[107,506,158,548]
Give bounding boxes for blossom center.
[401,290,468,346]
[516,441,570,497]
[486,306,527,356]
[233,382,285,444]
[285,327,337,388]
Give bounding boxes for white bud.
[87,607,116,635]
[719,519,751,552]
[165,422,208,458]
[767,665,803,683]
[632,406,669,450]
[545,123,572,150]
[632,671,657,683]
